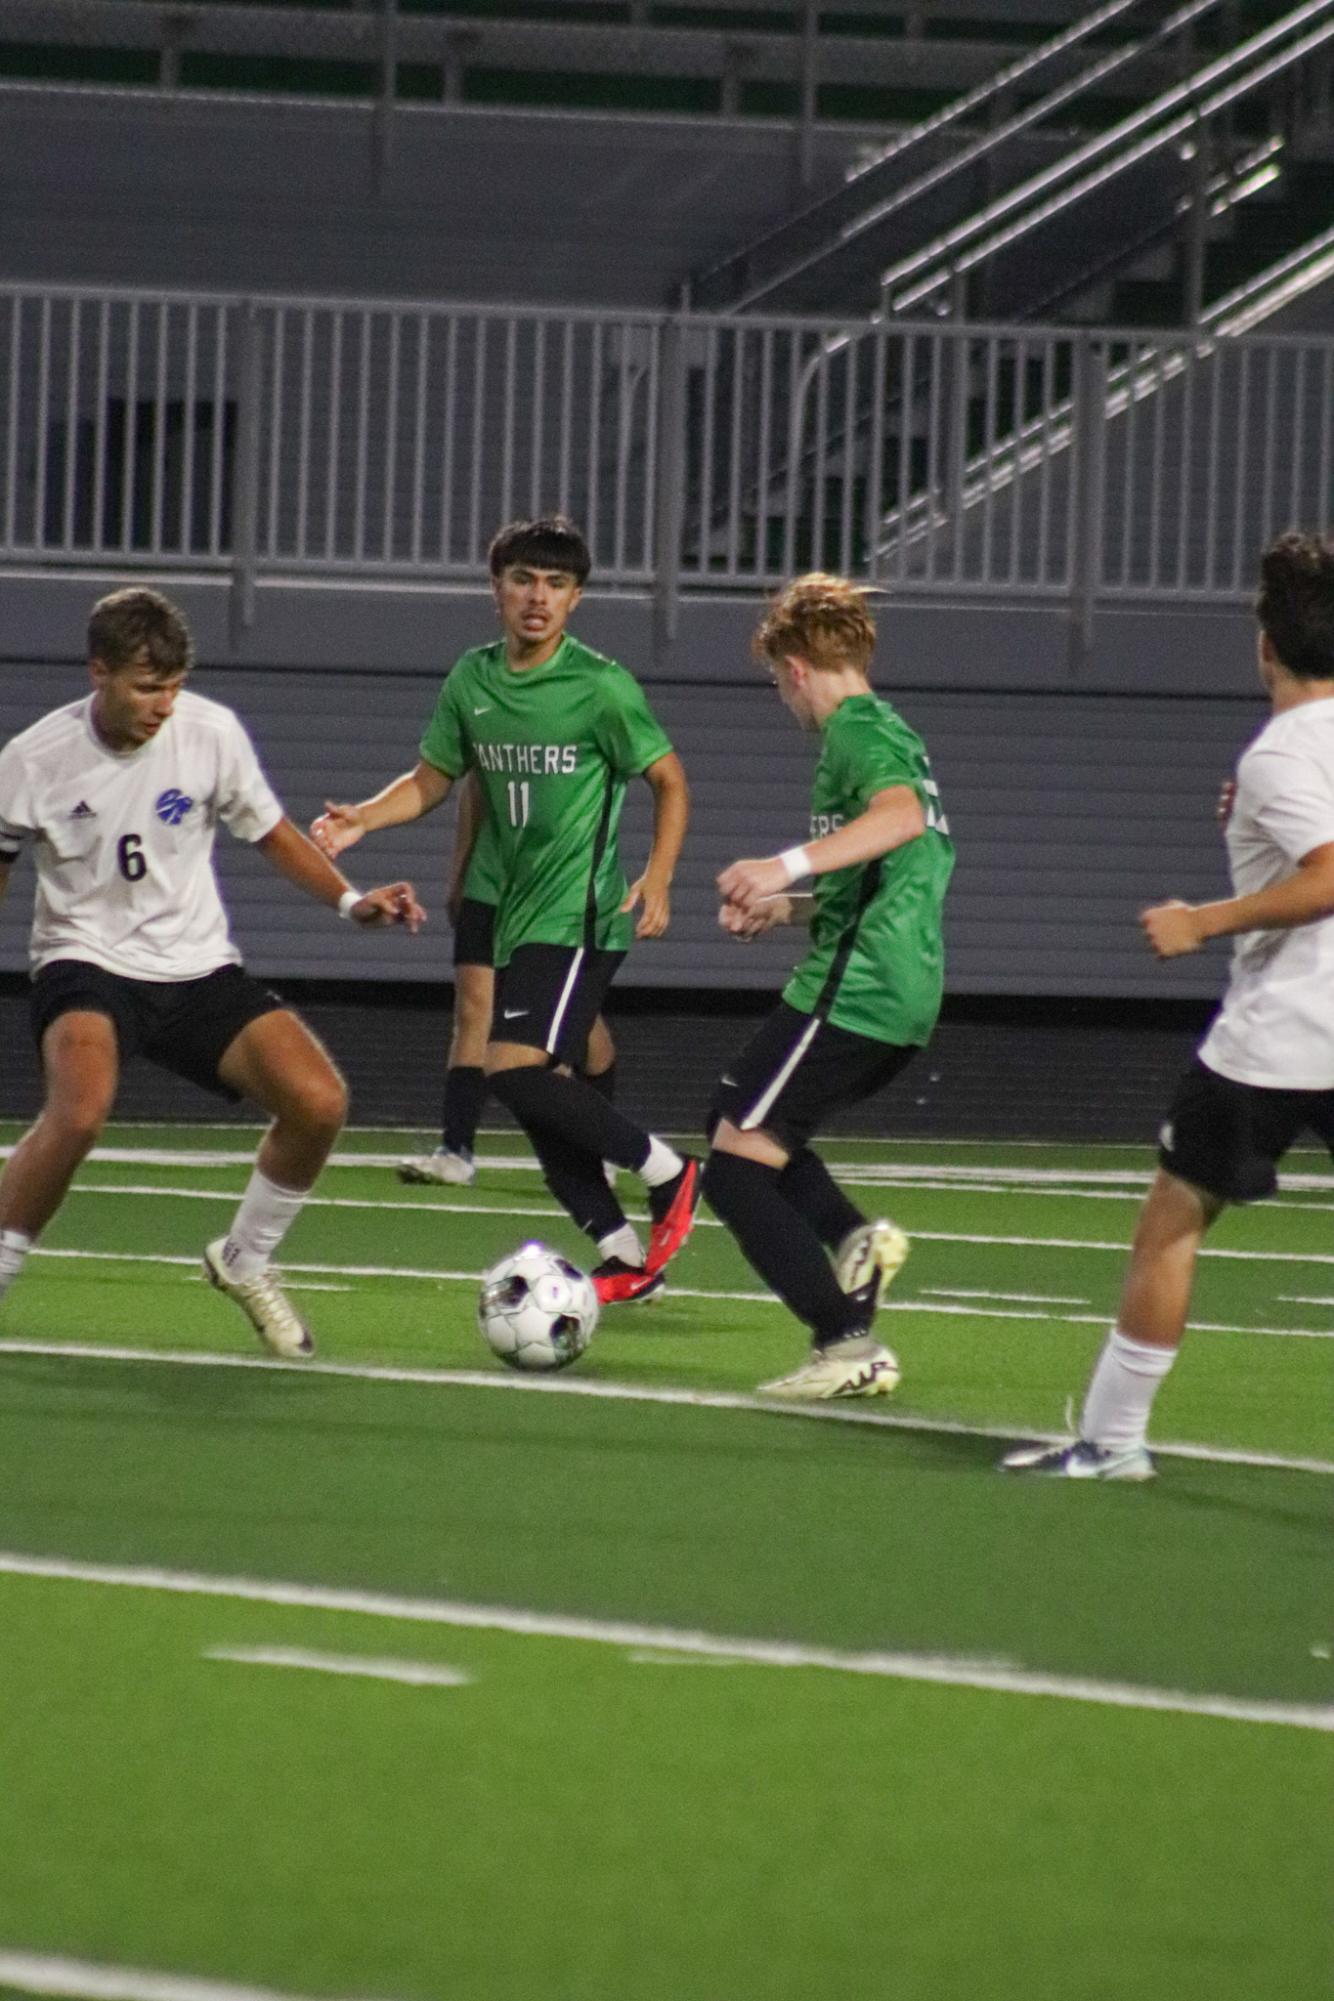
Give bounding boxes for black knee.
[702,1148,772,1218]
[487,1064,549,1115]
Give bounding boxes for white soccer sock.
[640,1136,684,1189]
[0,1227,32,1301]
[1080,1328,1178,1453]
[597,1223,644,1268]
[221,1170,308,1280]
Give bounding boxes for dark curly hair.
[1256,532,1334,681]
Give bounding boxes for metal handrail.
[2,281,1330,640]
[883,0,1334,312]
[694,0,1225,312]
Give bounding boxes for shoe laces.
[239,1265,295,1318]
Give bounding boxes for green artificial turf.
[0,1125,1329,2001]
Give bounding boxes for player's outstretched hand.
[621,873,671,938]
[717,856,789,910]
[719,896,789,940]
[311,801,366,858]
[349,882,426,932]
[1141,899,1204,958]
[1217,778,1237,828]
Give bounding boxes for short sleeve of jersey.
[833,702,919,813]
[0,739,34,861]
[420,669,470,778]
[592,667,673,778]
[1241,739,1334,865]
[216,711,285,844]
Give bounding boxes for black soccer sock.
[525,1125,627,1246]
[777,1147,866,1252]
[488,1065,652,1174]
[702,1150,869,1346]
[441,1065,487,1153]
[584,1060,617,1106]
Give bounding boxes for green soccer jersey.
[460,794,503,907]
[782,693,954,1047]
[420,635,673,966]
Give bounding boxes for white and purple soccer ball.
[477,1241,599,1372]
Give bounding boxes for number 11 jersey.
[0,691,283,980]
[419,635,673,968]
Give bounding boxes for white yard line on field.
[0,1551,1329,1733]
[922,1287,1090,1306]
[0,1952,394,2001]
[204,1645,471,1688]
[36,1140,1334,1194]
[53,1153,1334,1222]
[2,1339,1331,1477]
[21,1243,1334,1339]
[47,1178,1334,1279]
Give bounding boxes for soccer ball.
[477,1241,599,1372]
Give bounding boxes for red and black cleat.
[646,1156,702,1274]
[591,1256,666,1306]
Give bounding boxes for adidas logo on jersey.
[68,800,96,820]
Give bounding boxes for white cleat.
[397,1147,476,1187]
[1000,1439,1155,1481]
[834,1219,910,1311]
[203,1238,314,1359]
[758,1334,900,1401]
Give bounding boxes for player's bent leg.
[776,1147,866,1250]
[487,946,696,1291]
[705,1122,899,1398]
[488,1042,662,1304]
[206,1009,348,1359]
[0,1010,120,1305]
[219,1008,348,1186]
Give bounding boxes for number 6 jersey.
[0,690,283,980]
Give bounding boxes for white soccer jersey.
[0,688,284,981]
[1200,697,1334,1090]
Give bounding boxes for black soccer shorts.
[452,896,496,971]
[492,944,623,1066]
[31,958,287,1102]
[1158,1058,1334,1204]
[710,1000,918,1153]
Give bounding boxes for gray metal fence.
[3,283,1331,628]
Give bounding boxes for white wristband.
[777,845,812,886]
[336,887,363,920]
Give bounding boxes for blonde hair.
[752,572,876,674]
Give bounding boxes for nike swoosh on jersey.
[503,1007,528,1019]
[473,705,493,716]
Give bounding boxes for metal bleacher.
[0,0,1172,117]
[692,0,1232,311]
[694,0,1334,322]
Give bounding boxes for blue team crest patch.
[154,788,194,826]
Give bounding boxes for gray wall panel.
[0,657,1265,999]
[0,88,870,308]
